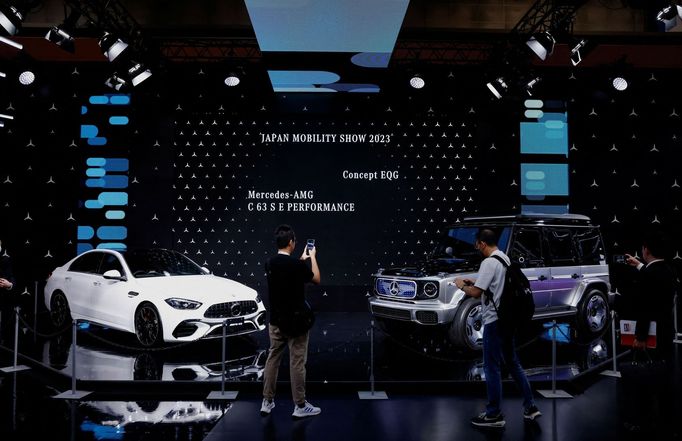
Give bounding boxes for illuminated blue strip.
[85,200,103,209]
[103,159,129,172]
[87,137,107,146]
[521,204,568,214]
[109,95,130,105]
[109,116,129,125]
[81,106,88,115]
[85,179,105,188]
[77,243,94,254]
[521,164,569,196]
[99,192,128,206]
[87,158,106,167]
[77,226,95,240]
[97,226,127,240]
[97,243,127,251]
[106,210,125,220]
[89,96,110,105]
[101,176,128,188]
[86,168,106,177]
[81,125,98,138]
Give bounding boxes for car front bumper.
[368,296,458,325]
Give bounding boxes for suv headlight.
[423,282,439,298]
[165,298,202,310]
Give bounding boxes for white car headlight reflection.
[165,298,203,310]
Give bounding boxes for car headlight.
[423,282,439,298]
[165,298,203,310]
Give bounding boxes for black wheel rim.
[50,294,69,327]
[586,294,607,331]
[135,305,160,347]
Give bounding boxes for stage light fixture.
[45,9,80,53]
[0,71,5,78]
[612,76,628,91]
[409,75,425,89]
[486,77,508,99]
[656,5,682,31]
[99,32,128,62]
[224,75,240,87]
[104,73,126,91]
[128,62,152,87]
[0,4,24,36]
[18,70,34,86]
[0,35,22,50]
[525,77,542,96]
[526,31,555,61]
[570,39,589,66]
[0,113,14,120]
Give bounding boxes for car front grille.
[416,311,439,325]
[371,305,411,321]
[204,300,258,318]
[375,278,417,299]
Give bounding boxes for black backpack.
[488,255,535,333]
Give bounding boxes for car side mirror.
[445,246,454,256]
[201,267,211,275]
[103,269,126,281]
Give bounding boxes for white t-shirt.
[474,250,510,325]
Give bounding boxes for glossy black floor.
[1,311,680,440]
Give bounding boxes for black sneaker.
[523,405,542,421]
[471,412,506,428]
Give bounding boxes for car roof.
[452,213,596,228]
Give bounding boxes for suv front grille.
[371,305,411,321]
[205,301,258,318]
[375,279,417,299]
[416,311,438,325]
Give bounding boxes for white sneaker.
[260,399,275,416]
[292,401,321,419]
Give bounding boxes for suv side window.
[510,227,545,268]
[68,252,103,274]
[545,228,577,266]
[574,228,604,265]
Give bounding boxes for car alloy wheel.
[135,303,162,347]
[585,292,608,332]
[50,292,71,328]
[465,304,484,350]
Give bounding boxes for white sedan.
[44,248,266,346]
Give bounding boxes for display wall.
[0,65,680,304]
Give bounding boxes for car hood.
[132,275,257,303]
[380,258,479,278]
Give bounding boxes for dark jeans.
[483,320,535,416]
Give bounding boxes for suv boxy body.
[368,214,613,350]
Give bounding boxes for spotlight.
[99,32,128,62]
[224,75,240,87]
[18,70,35,86]
[128,62,152,87]
[104,73,126,91]
[569,39,592,66]
[526,31,555,61]
[0,35,22,50]
[656,5,682,31]
[0,71,5,78]
[409,75,425,89]
[612,76,628,91]
[486,77,508,99]
[525,77,542,96]
[0,4,24,36]
[45,26,75,53]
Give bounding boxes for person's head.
[641,230,670,262]
[274,224,296,252]
[475,229,498,257]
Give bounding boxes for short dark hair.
[642,230,670,259]
[476,228,498,247]
[274,224,296,249]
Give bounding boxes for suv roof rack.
[461,213,593,225]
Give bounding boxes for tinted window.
[99,253,124,275]
[68,252,103,274]
[545,228,577,265]
[510,228,544,268]
[574,228,604,265]
[123,249,204,277]
[431,226,511,267]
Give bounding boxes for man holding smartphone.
[261,225,321,419]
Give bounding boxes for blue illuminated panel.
[78,94,130,254]
[521,164,569,196]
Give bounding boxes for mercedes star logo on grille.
[389,281,401,296]
[230,303,242,317]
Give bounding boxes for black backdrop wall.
[0,64,680,307]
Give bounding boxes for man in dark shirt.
[261,225,321,419]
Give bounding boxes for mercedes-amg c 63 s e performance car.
[45,248,266,347]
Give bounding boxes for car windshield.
[123,249,205,278]
[430,226,511,265]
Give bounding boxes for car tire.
[134,302,163,347]
[49,291,72,329]
[449,297,484,351]
[576,288,609,335]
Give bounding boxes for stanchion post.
[358,319,388,400]
[0,307,30,373]
[207,319,238,400]
[33,281,38,343]
[674,294,682,344]
[54,319,91,399]
[538,320,572,398]
[602,310,622,377]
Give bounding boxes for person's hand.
[300,246,316,260]
[632,339,647,350]
[624,254,640,267]
[454,277,473,290]
[0,278,12,289]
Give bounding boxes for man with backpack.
[454,228,541,428]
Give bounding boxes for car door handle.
[65,277,71,282]
[93,281,101,286]
[538,275,547,281]
[571,273,580,279]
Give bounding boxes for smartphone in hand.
[306,239,315,255]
